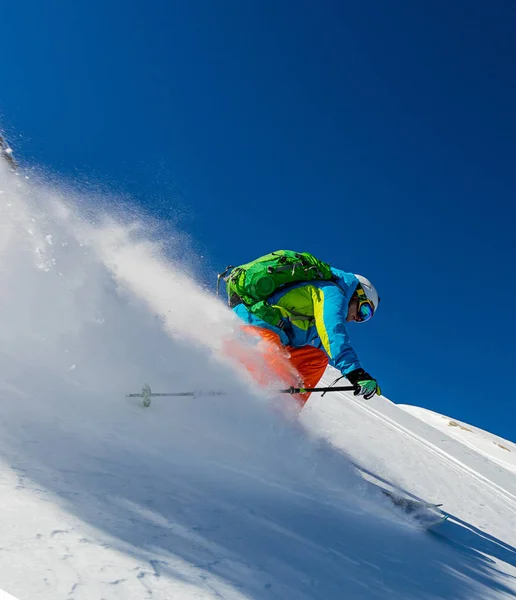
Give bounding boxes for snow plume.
[0,159,392,597]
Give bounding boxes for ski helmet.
[354,274,380,314]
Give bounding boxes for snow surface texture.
[0,160,515,599]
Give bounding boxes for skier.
[222,251,381,406]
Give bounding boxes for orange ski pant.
[240,326,329,405]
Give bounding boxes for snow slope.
[399,405,516,476]
[0,161,516,599]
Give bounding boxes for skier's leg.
[288,346,328,405]
[238,326,302,390]
[225,326,324,406]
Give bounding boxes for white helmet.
[354,274,380,313]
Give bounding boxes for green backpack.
[218,250,334,327]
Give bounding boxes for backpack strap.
[217,266,235,300]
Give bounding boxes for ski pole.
[127,384,357,407]
[280,385,356,394]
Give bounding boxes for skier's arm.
[307,283,362,375]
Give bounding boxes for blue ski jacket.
[233,267,363,376]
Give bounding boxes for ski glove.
[346,368,381,400]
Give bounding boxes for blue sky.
[1,1,515,440]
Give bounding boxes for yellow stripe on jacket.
[274,284,333,357]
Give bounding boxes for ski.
[382,490,448,528]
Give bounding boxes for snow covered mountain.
[0,160,515,600]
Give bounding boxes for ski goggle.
[355,286,375,323]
